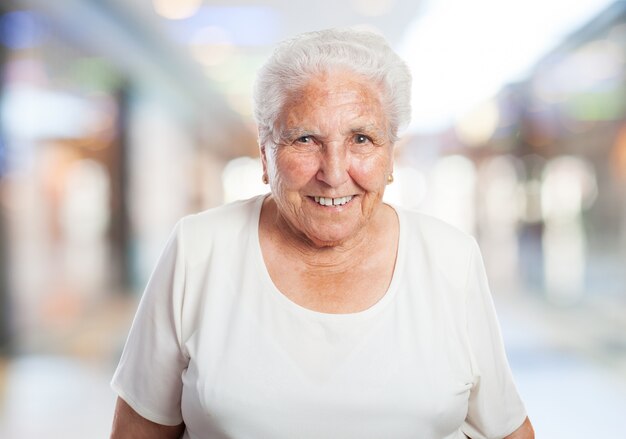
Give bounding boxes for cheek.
[351,155,390,190]
[275,153,320,184]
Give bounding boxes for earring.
[387,173,394,184]
[262,174,269,184]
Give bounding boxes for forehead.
[280,70,387,129]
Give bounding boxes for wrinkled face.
[260,70,394,248]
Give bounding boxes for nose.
[316,142,349,187]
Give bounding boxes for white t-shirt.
[111,195,527,439]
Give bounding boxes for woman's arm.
[504,417,534,439]
[110,397,185,439]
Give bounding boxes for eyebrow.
[278,127,318,142]
[348,124,386,139]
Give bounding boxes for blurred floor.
[0,292,625,438]
[497,295,626,438]
[0,295,136,439]
[0,355,117,438]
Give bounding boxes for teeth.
[313,195,353,206]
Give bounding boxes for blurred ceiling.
[14,0,618,151]
[126,0,424,48]
[15,0,425,157]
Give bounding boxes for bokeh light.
[152,0,202,20]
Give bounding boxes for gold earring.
[387,173,394,184]
[262,174,269,184]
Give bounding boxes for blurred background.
[0,0,625,437]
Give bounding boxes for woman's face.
[261,70,394,248]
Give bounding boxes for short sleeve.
[461,240,527,439]
[111,220,188,426]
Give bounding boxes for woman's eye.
[354,134,370,144]
[296,136,312,143]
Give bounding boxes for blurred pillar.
[109,84,132,291]
[0,4,12,354]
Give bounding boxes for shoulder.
[396,206,478,289]
[400,207,475,249]
[181,195,263,233]
[176,195,265,264]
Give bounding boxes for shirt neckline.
[251,194,406,322]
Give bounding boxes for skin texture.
[260,69,395,249]
[258,69,400,313]
[110,397,184,439]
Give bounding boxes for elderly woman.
[110,29,534,439]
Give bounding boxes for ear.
[258,137,269,181]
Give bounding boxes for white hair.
[253,28,412,145]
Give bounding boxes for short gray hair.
[253,28,412,145]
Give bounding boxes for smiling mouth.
[312,195,354,206]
